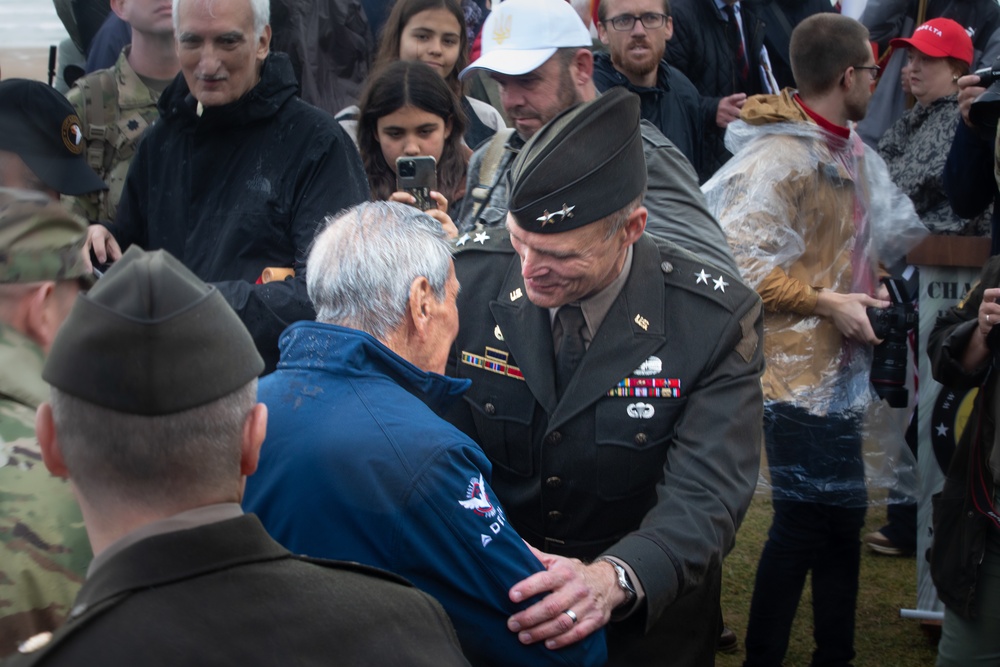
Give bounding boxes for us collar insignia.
[509,287,523,301]
[461,346,525,380]
[537,204,575,226]
[633,313,650,331]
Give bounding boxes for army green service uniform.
[447,229,764,666]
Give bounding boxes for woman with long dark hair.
[339,0,504,150]
[358,60,470,236]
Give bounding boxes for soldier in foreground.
[0,190,93,656]
[4,247,470,666]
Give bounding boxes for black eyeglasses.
[605,12,669,31]
[854,65,881,81]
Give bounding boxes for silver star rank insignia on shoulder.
[474,232,490,244]
[456,233,471,247]
[695,269,710,285]
[713,276,729,292]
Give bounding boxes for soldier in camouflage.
[66,0,179,224]
[0,189,93,657]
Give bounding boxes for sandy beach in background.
[2,47,56,82]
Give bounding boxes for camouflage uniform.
[0,190,93,657]
[64,47,162,224]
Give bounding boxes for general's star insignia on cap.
[713,276,729,292]
[474,232,490,244]
[456,233,471,247]
[695,269,710,285]
[536,204,575,226]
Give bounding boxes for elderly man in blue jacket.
[243,201,606,667]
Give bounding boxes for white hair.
[307,201,452,340]
[173,0,270,39]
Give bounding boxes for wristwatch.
[599,557,637,608]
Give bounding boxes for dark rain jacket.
[666,0,766,181]
[592,52,704,176]
[111,52,368,372]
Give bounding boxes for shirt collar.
[87,503,244,577]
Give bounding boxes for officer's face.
[506,211,644,309]
[175,0,271,107]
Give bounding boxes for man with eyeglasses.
[593,0,705,177]
[702,14,924,667]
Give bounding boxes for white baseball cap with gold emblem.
[459,0,592,79]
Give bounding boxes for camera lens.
[398,161,415,177]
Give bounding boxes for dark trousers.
[744,404,867,667]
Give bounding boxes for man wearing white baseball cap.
[454,0,739,276]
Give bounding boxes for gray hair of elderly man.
[308,201,452,341]
[172,0,270,39]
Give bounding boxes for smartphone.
[396,156,438,211]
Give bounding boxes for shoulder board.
[452,225,513,255]
[296,555,415,588]
[655,238,756,313]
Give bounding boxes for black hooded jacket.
[112,52,368,372]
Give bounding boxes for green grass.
[717,494,940,667]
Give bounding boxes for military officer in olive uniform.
[446,88,765,666]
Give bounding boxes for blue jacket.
[243,322,606,667]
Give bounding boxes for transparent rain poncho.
[703,109,927,505]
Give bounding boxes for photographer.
[927,255,1000,665]
[703,14,926,666]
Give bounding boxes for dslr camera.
[974,56,1000,88]
[970,56,1000,129]
[866,277,917,408]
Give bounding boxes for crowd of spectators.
[2,0,1000,665]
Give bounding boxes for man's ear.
[596,21,610,45]
[23,282,59,351]
[408,275,434,337]
[36,402,69,478]
[239,403,268,476]
[256,24,272,61]
[623,206,648,245]
[110,0,127,20]
[571,47,595,88]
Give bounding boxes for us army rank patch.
[461,347,524,380]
